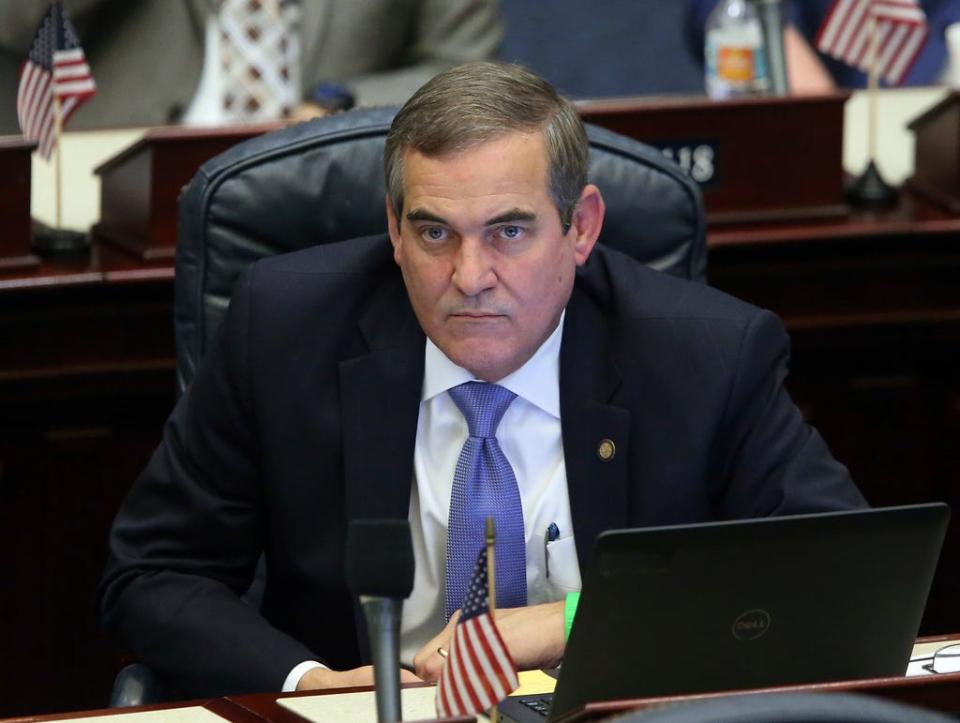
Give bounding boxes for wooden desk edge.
[555,669,960,722]
[3,638,957,722]
[226,682,472,723]
[0,697,261,723]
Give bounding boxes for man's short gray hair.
[384,61,588,232]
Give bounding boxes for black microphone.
[346,519,415,723]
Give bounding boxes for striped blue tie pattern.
[445,382,527,619]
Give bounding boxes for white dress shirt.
[402,311,581,663]
[284,313,581,689]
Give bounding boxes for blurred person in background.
[498,0,705,98]
[0,0,502,133]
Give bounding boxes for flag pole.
[53,93,63,230]
[867,11,879,164]
[485,516,499,723]
[486,516,496,617]
[844,5,897,207]
[35,90,86,253]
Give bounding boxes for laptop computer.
[499,503,950,723]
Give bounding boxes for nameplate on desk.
[654,138,720,189]
[92,123,281,261]
[906,90,960,213]
[0,136,40,272]
[576,93,850,225]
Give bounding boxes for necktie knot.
[448,382,517,439]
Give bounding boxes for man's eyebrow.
[406,208,448,224]
[485,209,538,226]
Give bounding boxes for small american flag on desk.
[436,549,519,718]
[17,1,96,159]
[815,0,928,86]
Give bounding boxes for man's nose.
[451,238,497,297]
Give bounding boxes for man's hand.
[296,665,420,691]
[288,102,330,122]
[413,601,566,682]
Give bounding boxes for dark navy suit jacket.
[100,235,865,697]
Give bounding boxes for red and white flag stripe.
[436,612,519,717]
[815,0,927,85]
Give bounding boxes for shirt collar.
[421,310,564,418]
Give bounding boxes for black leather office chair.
[110,107,706,706]
[621,692,955,722]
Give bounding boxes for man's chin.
[445,343,529,382]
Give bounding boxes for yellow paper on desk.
[513,669,558,696]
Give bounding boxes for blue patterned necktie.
[445,382,527,619]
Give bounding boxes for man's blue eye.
[500,225,523,240]
[422,227,447,242]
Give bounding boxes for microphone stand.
[360,596,403,723]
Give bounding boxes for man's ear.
[570,184,605,266]
[385,196,402,264]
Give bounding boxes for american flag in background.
[17,1,96,159]
[436,548,519,718]
[815,0,928,86]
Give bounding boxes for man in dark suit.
[100,61,865,699]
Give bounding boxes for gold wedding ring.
[437,647,448,659]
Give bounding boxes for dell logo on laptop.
[732,609,771,641]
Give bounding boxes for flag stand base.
[31,223,89,256]
[845,159,898,208]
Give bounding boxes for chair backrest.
[175,107,706,391]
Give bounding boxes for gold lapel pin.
[597,438,616,462]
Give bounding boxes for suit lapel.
[560,286,630,571]
[339,278,423,663]
[340,281,425,524]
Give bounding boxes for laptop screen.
[542,504,949,720]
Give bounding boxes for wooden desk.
[0,685,463,722]
[0,246,176,717]
[2,662,958,723]
[0,698,262,723]
[556,669,960,722]
[1,192,958,717]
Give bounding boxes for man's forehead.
[401,130,547,173]
[399,132,550,203]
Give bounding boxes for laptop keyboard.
[518,694,553,717]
